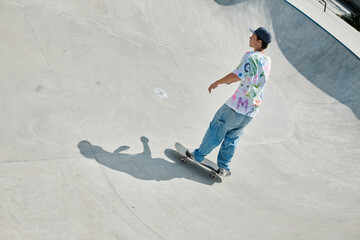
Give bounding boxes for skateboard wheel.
[211,173,216,179]
[181,157,186,163]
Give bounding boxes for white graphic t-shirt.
[226,51,271,118]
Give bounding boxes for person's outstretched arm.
[208,73,240,93]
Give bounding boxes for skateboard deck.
[175,142,221,179]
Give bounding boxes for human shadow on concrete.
[78,136,220,184]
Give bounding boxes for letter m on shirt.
[236,97,248,111]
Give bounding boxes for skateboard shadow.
[77,136,220,185]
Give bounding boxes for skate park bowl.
[1,0,359,239]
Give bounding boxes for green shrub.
[339,13,360,31]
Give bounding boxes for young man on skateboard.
[187,27,272,176]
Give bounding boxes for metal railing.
[321,0,327,12]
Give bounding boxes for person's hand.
[208,81,219,93]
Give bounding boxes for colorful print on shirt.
[226,51,271,118]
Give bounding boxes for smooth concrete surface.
[1,0,359,239]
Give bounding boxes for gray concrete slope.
[0,0,359,239]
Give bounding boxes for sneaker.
[218,168,231,177]
[186,150,199,163]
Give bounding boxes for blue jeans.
[194,104,252,171]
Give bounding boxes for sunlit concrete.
[1,0,359,239]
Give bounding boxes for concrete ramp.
[1,0,359,239]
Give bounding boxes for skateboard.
[175,142,221,179]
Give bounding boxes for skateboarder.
[187,27,272,176]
